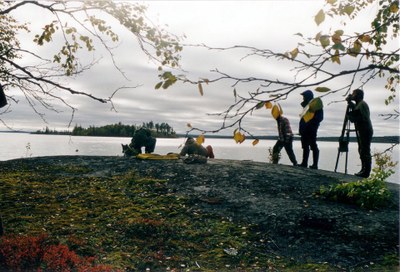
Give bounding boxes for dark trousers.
[272,140,297,166]
[357,130,373,175]
[300,129,319,167]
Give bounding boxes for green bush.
[318,152,397,209]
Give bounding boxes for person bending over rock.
[122,127,156,157]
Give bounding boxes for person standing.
[271,107,297,166]
[298,90,324,169]
[346,89,373,178]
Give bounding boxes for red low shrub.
[0,234,48,271]
[0,234,118,272]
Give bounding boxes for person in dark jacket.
[272,111,298,166]
[122,127,156,156]
[298,90,324,169]
[346,89,373,178]
[130,127,156,154]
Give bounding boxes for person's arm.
[180,145,188,156]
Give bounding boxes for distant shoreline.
[0,131,399,144]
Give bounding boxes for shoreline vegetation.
[0,122,398,144]
[32,122,178,138]
[27,124,400,144]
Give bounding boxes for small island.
[32,121,178,138]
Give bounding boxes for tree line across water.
[32,124,399,144]
[33,122,177,138]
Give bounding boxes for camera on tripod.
[334,99,358,174]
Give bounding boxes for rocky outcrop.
[1,155,398,267]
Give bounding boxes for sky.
[2,0,399,138]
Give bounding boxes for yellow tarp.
[136,153,180,160]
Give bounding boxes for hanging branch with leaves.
[0,0,183,125]
[171,0,399,142]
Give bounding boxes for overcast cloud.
[2,1,399,138]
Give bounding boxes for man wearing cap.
[346,89,373,178]
[298,90,324,169]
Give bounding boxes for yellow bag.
[302,111,315,123]
[300,97,323,123]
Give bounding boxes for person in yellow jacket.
[346,89,373,178]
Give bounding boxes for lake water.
[0,132,398,184]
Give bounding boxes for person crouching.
[180,137,214,159]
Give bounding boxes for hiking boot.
[311,149,319,170]
[355,171,369,178]
[355,169,364,176]
[355,165,370,177]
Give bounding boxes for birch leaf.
[201,78,209,84]
[196,134,205,145]
[332,54,341,64]
[390,2,399,13]
[319,35,330,48]
[271,105,281,119]
[155,82,163,89]
[343,5,355,16]
[331,50,341,64]
[360,34,371,43]
[315,31,322,42]
[332,33,342,44]
[233,130,245,144]
[256,101,264,109]
[252,139,259,146]
[315,87,331,93]
[290,48,299,59]
[198,82,204,96]
[315,9,325,25]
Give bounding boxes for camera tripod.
[334,104,359,174]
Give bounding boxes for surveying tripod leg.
[334,105,351,173]
[334,149,340,172]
